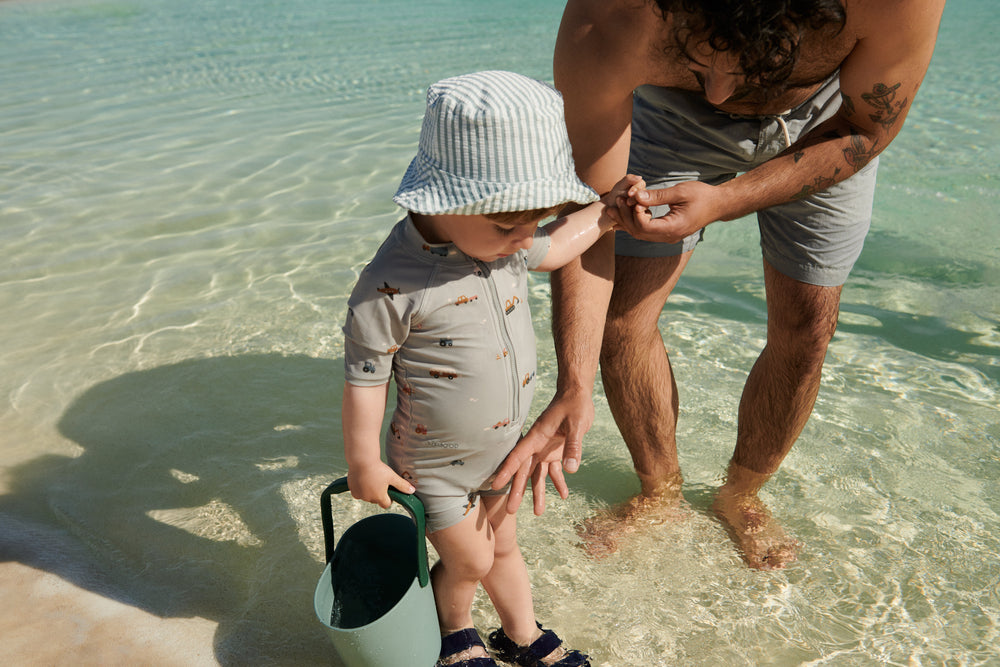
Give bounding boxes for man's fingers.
[548,461,569,500]
[505,458,532,514]
[562,421,586,474]
[531,462,547,516]
[635,186,675,207]
[493,436,535,489]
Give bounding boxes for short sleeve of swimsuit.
[524,227,551,270]
[343,235,415,387]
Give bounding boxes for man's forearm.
[717,113,883,221]
[550,233,616,394]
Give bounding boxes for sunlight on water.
[1,0,998,665]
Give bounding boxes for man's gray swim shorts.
[619,74,877,287]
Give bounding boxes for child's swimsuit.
[344,215,551,532]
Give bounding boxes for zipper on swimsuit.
[474,259,519,425]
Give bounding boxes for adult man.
[494,0,946,569]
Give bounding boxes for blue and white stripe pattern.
[393,70,598,215]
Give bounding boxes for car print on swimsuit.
[376,282,400,299]
[421,244,449,257]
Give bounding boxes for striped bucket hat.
[393,70,598,216]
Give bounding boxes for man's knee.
[602,304,639,343]
[764,265,842,356]
[600,304,660,370]
[600,256,685,365]
[767,297,840,372]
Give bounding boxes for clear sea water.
[1,0,997,665]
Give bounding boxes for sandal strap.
[439,628,497,667]
[523,629,563,661]
[441,628,486,656]
[488,624,590,667]
[548,647,591,667]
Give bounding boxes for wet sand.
[0,563,217,666]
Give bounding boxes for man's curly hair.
[653,0,846,89]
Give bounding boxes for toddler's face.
[423,214,540,263]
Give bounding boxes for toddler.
[342,70,645,667]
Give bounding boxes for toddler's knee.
[490,535,520,564]
[450,548,494,582]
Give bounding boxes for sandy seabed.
[0,563,218,666]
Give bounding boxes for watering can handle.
[320,476,431,588]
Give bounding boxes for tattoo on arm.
[791,82,899,200]
[793,168,841,200]
[861,82,907,129]
[842,130,878,171]
[841,92,856,117]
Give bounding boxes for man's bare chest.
[644,28,857,115]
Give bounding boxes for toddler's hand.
[601,174,650,230]
[612,174,652,233]
[347,461,415,509]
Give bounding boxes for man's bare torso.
[634,1,859,115]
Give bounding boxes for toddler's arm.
[343,381,415,508]
[533,174,650,272]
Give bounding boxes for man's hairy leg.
[715,260,842,569]
[602,253,693,491]
[578,252,692,557]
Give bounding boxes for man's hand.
[602,174,647,213]
[620,180,729,244]
[492,387,595,515]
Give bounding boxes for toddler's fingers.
[626,177,647,199]
[604,203,623,226]
[391,473,416,495]
[616,195,635,223]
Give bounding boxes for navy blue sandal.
[437,628,498,667]
[487,623,591,667]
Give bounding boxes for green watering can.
[313,477,440,666]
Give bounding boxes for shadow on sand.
[1,354,350,665]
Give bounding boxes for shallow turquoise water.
[1,1,998,664]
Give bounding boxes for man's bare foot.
[576,474,685,559]
[713,466,800,570]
